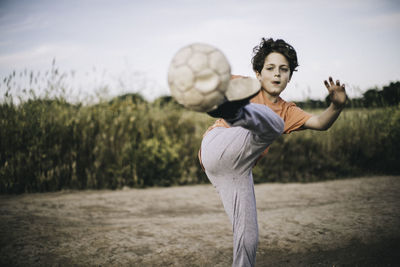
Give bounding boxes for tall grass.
[1,68,399,193]
[0,95,214,193]
[253,107,400,183]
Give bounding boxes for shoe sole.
[225,77,261,102]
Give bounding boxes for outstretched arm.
[303,77,347,131]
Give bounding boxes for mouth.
[271,81,281,85]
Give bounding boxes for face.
[256,52,291,97]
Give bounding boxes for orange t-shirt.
[250,90,312,134]
[203,89,312,137]
[199,87,312,168]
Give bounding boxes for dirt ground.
[1,176,400,267]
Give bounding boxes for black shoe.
[207,77,261,120]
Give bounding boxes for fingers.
[324,76,345,90]
[324,76,335,92]
[329,76,335,86]
[329,76,342,87]
[324,80,330,90]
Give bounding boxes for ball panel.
[171,46,192,67]
[209,50,231,75]
[168,65,194,92]
[192,43,215,54]
[169,85,185,104]
[183,88,204,106]
[200,90,225,111]
[217,72,231,93]
[188,52,208,73]
[194,69,220,94]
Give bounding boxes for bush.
[0,93,213,193]
[252,106,400,183]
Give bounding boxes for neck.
[262,89,279,103]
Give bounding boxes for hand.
[324,77,347,109]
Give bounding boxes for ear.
[255,71,261,80]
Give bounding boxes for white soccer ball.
[167,43,231,112]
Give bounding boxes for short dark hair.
[252,38,299,78]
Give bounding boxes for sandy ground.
[1,176,400,267]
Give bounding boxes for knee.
[274,116,285,136]
[264,106,284,136]
[266,109,284,139]
[248,103,285,138]
[260,113,284,142]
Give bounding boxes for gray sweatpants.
[200,103,284,267]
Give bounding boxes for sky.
[0,0,399,102]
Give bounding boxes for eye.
[280,67,289,72]
[266,67,274,71]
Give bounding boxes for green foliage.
[0,91,214,193]
[252,106,400,183]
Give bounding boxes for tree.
[382,81,400,106]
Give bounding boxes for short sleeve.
[283,104,313,134]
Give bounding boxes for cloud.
[0,44,83,69]
[0,0,399,101]
[356,11,400,29]
[0,15,48,35]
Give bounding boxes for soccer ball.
[167,43,231,112]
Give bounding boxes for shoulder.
[278,97,296,107]
[278,98,313,133]
[277,97,300,114]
